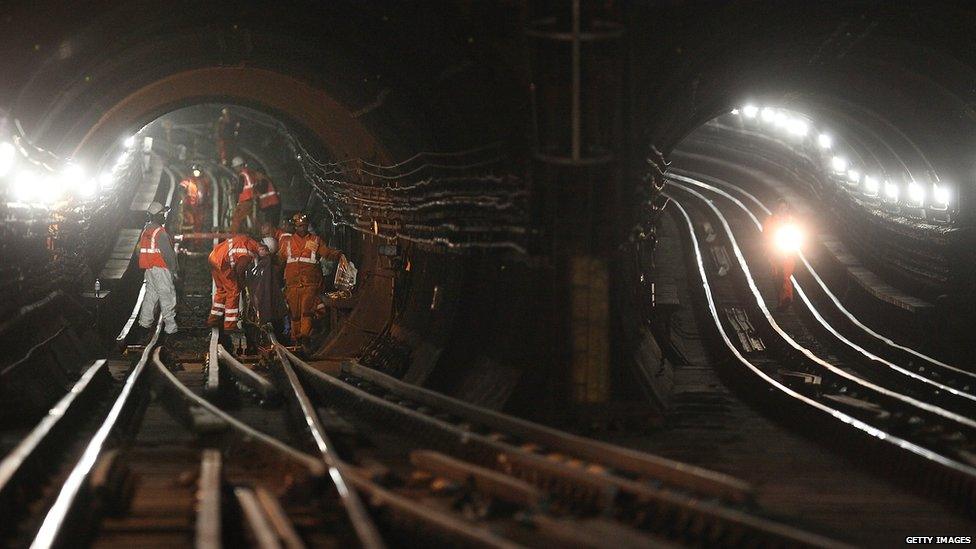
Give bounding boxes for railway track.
[665,180,976,511]
[0,156,855,546]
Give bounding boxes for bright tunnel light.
[730,108,740,115]
[907,181,925,205]
[99,172,115,190]
[830,156,848,173]
[884,181,900,202]
[12,170,39,202]
[773,111,789,129]
[742,105,759,118]
[761,107,776,123]
[787,119,809,137]
[933,184,950,207]
[773,223,805,254]
[0,141,16,177]
[817,133,833,149]
[863,175,879,196]
[37,174,67,205]
[123,135,136,148]
[846,169,861,184]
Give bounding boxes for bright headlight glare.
[933,184,950,205]
[830,156,848,173]
[0,141,16,177]
[884,181,900,201]
[761,107,776,123]
[817,133,833,149]
[864,175,879,195]
[13,170,39,202]
[99,172,114,189]
[847,169,861,183]
[730,108,740,115]
[742,105,759,118]
[79,178,99,198]
[773,111,789,128]
[773,223,805,254]
[908,182,925,204]
[788,119,809,137]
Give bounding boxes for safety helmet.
[147,201,169,216]
[191,166,202,178]
[291,213,309,227]
[230,156,244,168]
[221,107,230,116]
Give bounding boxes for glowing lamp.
[773,223,805,254]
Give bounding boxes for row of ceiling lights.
[731,105,951,212]
[0,135,139,209]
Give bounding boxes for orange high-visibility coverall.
[763,213,795,307]
[179,178,203,232]
[230,168,260,232]
[277,232,342,342]
[208,235,261,331]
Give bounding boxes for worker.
[208,233,262,331]
[178,173,202,234]
[190,165,211,209]
[229,156,259,232]
[764,198,799,310]
[277,213,345,346]
[214,107,239,166]
[256,172,281,225]
[244,242,290,341]
[136,201,179,341]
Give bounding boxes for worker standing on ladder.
[277,213,345,347]
[208,233,261,332]
[135,201,179,343]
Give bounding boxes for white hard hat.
[261,236,278,254]
[147,201,169,215]
[231,156,244,168]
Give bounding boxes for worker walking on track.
[277,213,345,347]
[136,201,179,341]
[208,233,262,332]
[764,198,801,310]
[229,156,258,232]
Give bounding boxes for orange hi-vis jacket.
[237,168,259,204]
[277,233,342,285]
[258,177,280,209]
[180,178,201,207]
[210,235,261,271]
[138,224,171,270]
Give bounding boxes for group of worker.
[133,107,341,349]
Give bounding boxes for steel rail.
[216,344,278,399]
[30,321,162,549]
[669,175,976,408]
[0,360,108,498]
[149,347,324,474]
[268,334,386,549]
[670,168,976,382]
[670,183,976,431]
[339,360,754,504]
[273,342,846,547]
[664,193,976,483]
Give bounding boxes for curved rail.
[668,175,976,409]
[670,169,976,382]
[663,192,976,489]
[30,322,162,549]
[271,341,845,547]
[339,360,754,503]
[268,334,385,549]
[670,183,976,431]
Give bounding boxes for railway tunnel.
[2,1,976,547]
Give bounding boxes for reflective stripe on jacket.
[238,168,257,203]
[138,226,169,269]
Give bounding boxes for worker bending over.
[764,198,800,310]
[208,233,262,331]
[277,213,345,346]
[136,201,179,341]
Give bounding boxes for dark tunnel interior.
[4,2,976,545]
